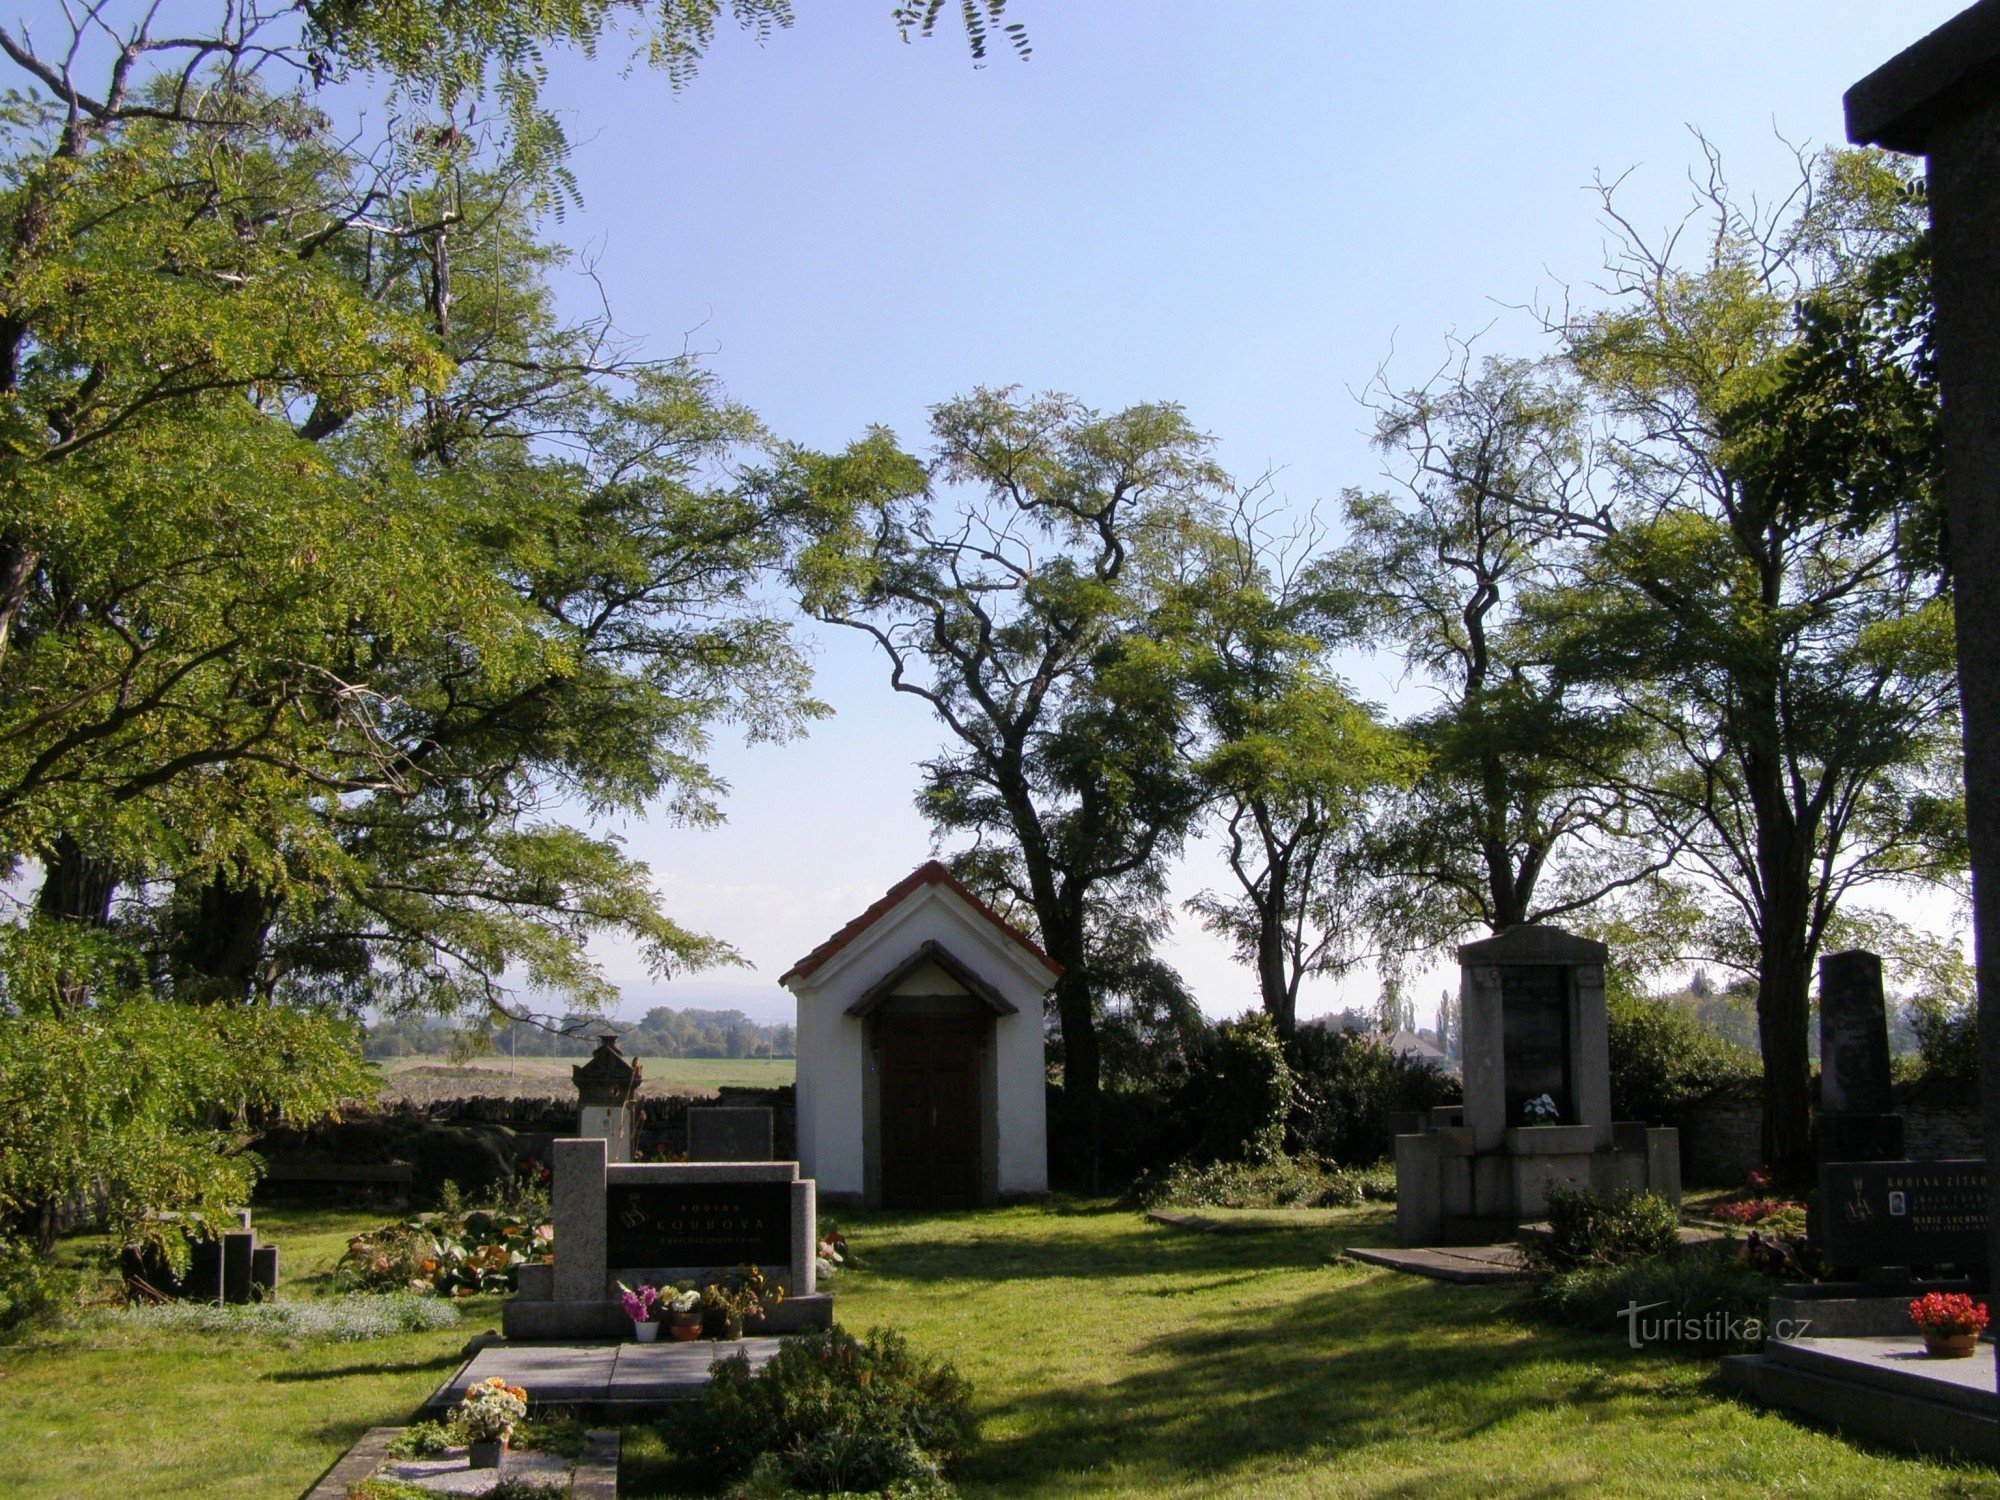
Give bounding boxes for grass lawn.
[375,1054,794,1104]
[4,1201,1995,1499]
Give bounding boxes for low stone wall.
[414,1085,797,1161]
[1675,1083,1981,1186]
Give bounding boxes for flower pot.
[669,1315,701,1342]
[632,1318,661,1343]
[710,1314,744,1342]
[1924,1329,1980,1358]
[468,1436,508,1470]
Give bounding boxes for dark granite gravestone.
[1500,965,1573,1124]
[1813,949,1905,1163]
[605,1178,794,1268]
[1820,950,1894,1115]
[687,1107,775,1163]
[1819,1159,1988,1273]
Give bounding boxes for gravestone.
[503,1137,832,1338]
[1819,1159,1988,1275]
[573,1037,641,1164]
[1395,925,1679,1245]
[687,1107,774,1163]
[1814,950,1906,1162]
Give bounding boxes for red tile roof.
[779,860,1062,986]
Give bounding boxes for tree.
[1167,506,1414,1037]
[782,388,1226,1177]
[1334,353,1667,954]
[1540,144,1961,1178]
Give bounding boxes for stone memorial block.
[574,1037,642,1162]
[1820,950,1894,1116]
[1394,924,1677,1245]
[250,1244,279,1297]
[1819,1159,1989,1272]
[221,1230,256,1305]
[688,1107,775,1163]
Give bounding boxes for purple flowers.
[619,1280,661,1323]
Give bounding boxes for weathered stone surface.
[1819,950,1895,1117]
[688,1106,775,1162]
[552,1137,608,1304]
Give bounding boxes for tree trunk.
[1256,898,1294,1038]
[168,871,274,1004]
[35,833,118,925]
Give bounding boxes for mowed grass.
[5,1201,1997,1499]
[629,1204,1999,1500]
[0,1206,501,1500]
[376,1053,794,1104]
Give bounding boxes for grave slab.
[427,1337,783,1414]
[1723,1334,2000,1464]
[1341,1244,1529,1285]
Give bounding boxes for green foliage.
[1528,1187,1682,1274]
[1907,989,1978,1088]
[1167,511,1418,1034]
[1129,1154,1390,1211]
[1181,1012,1295,1166]
[1536,1251,1779,1351]
[0,1233,81,1333]
[1605,988,1757,1124]
[669,1326,976,1492]
[0,980,369,1254]
[1283,1024,1461,1166]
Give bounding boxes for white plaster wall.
[786,883,1053,1199]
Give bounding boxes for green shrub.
[1606,991,1756,1123]
[0,1234,80,1333]
[1907,989,1979,1089]
[669,1327,974,1492]
[1127,1154,1390,1210]
[1181,1013,1295,1165]
[1283,1025,1460,1165]
[1528,1186,1681,1272]
[1536,1251,1781,1351]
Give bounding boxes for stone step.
[1721,1337,2000,1465]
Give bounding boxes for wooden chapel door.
[879,1013,983,1208]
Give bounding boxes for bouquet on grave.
[700,1264,785,1326]
[619,1281,661,1323]
[1521,1094,1561,1126]
[456,1376,528,1441]
[1909,1292,1990,1336]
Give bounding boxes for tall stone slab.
[1814,949,1905,1163]
[1848,1,2000,1398]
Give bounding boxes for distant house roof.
[778,861,1062,987]
[1384,1029,1448,1063]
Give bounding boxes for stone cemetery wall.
[1676,1083,1981,1185]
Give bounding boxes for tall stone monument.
[1395,925,1679,1245]
[1847,0,2000,1396]
[573,1036,640,1164]
[1813,949,1904,1163]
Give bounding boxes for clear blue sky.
[529,2,1966,1026]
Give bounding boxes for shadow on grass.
[265,1348,465,1383]
[956,1271,1786,1498]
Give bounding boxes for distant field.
[373,1053,793,1103]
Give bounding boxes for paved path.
[428,1338,783,1414]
